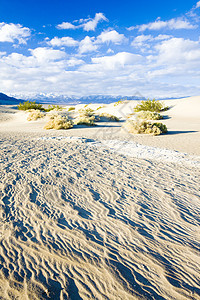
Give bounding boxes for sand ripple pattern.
[0,136,200,299]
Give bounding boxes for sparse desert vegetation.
[18,101,45,111]
[27,109,45,121]
[45,105,63,112]
[44,114,73,130]
[123,119,167,135]
[74,115,96,126]
[134,99,168,112]
[78,107,94,117]
[136,110,163,120]
[99,113,120,122]
[68,106,75,111]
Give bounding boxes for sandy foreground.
[0,96,200,299]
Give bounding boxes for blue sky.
[0,0,200,98]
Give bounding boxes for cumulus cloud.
[96,30,126,44]
[82,13,108,31]
[48,36,78,47]
[57,13,108,31]
[131,34,171,48]
[0,22,31,44]
[196,1,200,8]
[128,17,196,31]
[29,47,66,63]
[155,38,200,64]
[56,22,76,30]
[79,36,98,54]
[91,52,143,70]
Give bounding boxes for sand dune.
[0,97,200,299]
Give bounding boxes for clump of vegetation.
[99,113,120,122]
[45,105,63,112]
[27,109,45,121]
[96,105,105,110]
[78,107,94,117]
[114,100,123,106]
[134,99,168,112]
[136,110,163,120]
[74,116,96,126]
[44,115,73,130]
[123,120,167,135]
[18,101,45,111]
[68,106,75,111]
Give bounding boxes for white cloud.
[107,48,114,54]
[82,13,108,31]
[30,47,66,63]
[91,52,143,70]
[128,17,196,31]
[96,30,126,44]
[131,34,171,48]
[0,22,31,44]
[196,1,200,8]
[56,22,76,30]
[79,36,98,54]
[48,36,78,47]
[57,13,108,31]
[155,38,200,64]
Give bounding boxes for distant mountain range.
[1,92,183,105]
[0,92,22,105]
[9,93,147,104]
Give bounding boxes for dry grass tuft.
[74,116,96,126]
[123,120,167,135]
[78,108,94,117]
[27,110,45,121]
[136,110,163,120]
[44,114,73,130]
[99,113,120,122]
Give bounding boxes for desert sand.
[0,96,200,299]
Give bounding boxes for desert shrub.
[18,101,45,111]
[68,106,75,111]
[96,106,105,110]
[134,99,168,112]
[78,108,94,117]
[44,115,73,130]
[136,110,163,120]
[99,113,120,122]
[45,105,63,112]
[27,109,45,121]
[114,100,123,106]
[74,116,95,126]
[123,120,167,135]
[152,122,168,133]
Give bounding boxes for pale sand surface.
[0,97,200,299]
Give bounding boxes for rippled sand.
[0,133,200,299]
[0,98,200,299]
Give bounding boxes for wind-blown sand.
[0,97,200,299]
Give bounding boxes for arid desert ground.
[0,96,200,299]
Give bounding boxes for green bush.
[114,100,123,106]
[18,101,45,111]
[134,99,168,112]
[123,120,167,135]
[68,106,75,111]
[44,115,73,130]
[45,105,63,112]
[96,106,105,110]
[136,110,163,120]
